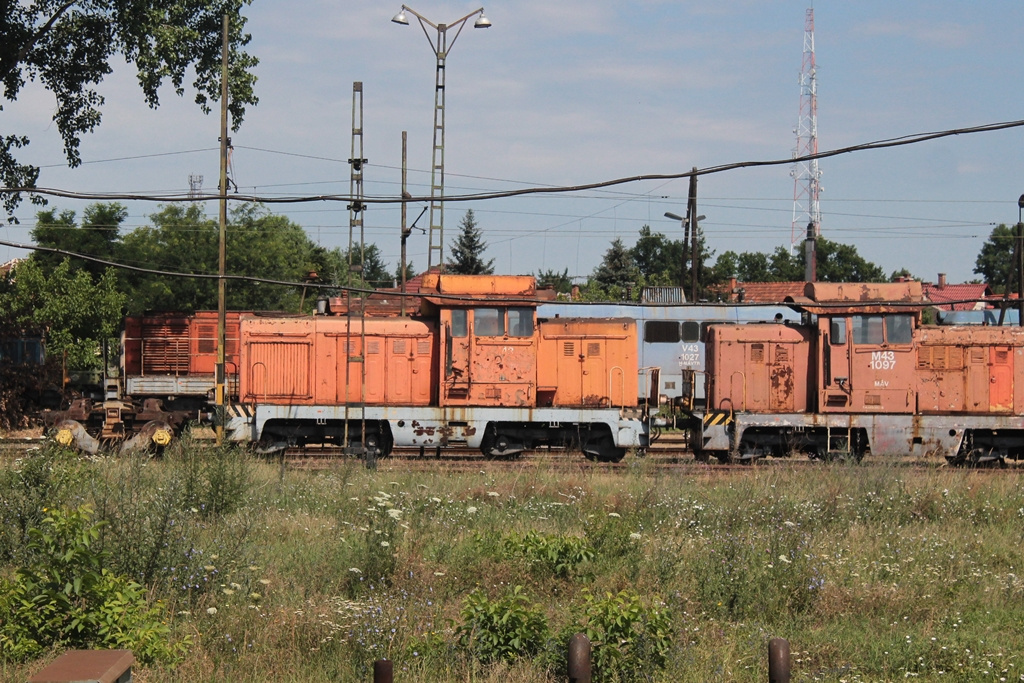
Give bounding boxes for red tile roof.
[922,282,991,311]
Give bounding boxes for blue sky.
[4,1,1024,285]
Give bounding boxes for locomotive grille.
[563,342,575,356]
[141,321,189,374]
[367,340,380,354]
[393,340,406,354]
[750,343,765,363]
[587,342,601,357]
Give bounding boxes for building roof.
[727,281,807,303]
[0,258,22,277]
[921,282,991,311]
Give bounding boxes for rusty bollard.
[768,637,791,683]
[568,632,592,683]
[373,658,393,683]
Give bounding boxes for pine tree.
[447,210,494,275]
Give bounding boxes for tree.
[630,225,684,285]
[974,224,1015,289]
[447,210,494,275]
[536,268,572,294]
[118,203,318,313]
[0,258,125,370]
[1,1,259,218]
[31,203,127,281]
[815,237,885,282]
[591,238,640,299]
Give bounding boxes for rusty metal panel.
[420,273,536,298]
[538,318,638,408]
[705,324,812,413]
[247,340,312,401]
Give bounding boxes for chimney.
[938,273,947,289]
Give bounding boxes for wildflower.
[779,555,792,564]
[608,512,621,518]
[387,508,402,520]
[629,532,642,541]
[207,607,218,615]
[349,567,362,574]
[487,491,500,498]
[259,579,271,585]
[204,565,216,572]
[467,506,478,514]
[380,541,390,548]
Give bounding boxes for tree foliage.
[712,237,886,284]
[447,209,494,275]
[1,0,259,218]
[0,258,125,369]
[974,224,1015,290]
[118,203,316,313]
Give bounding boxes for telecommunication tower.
[791,6,822,250]
[188,173,203,199]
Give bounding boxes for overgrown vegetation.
[3,445,1024,681]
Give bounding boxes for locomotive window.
[830,318,846,345]
[508,308,534,337]
[682,321,701,342]
[699,322,714,342]
[644,321,679,343]
[886,315,913,344]
[474,308,505,336]
[451,309,468,338]
[852,315,884,345]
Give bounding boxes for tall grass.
[3,445,1024,681]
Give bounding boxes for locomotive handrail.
[608,365,625,408]
[729,371,746,410]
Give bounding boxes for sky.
[4,1,1024,286]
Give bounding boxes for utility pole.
[401,131,409,316]
[215,14,229,446]
[687,168,698,302]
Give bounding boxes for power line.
[10,118,1024,206]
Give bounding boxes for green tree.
[591,238,640,299]
[31,203,127,281]
[118,203,316,313]
[447,209,494,275]
[536,267,572,294]
[974,224,1015,290]
[815,237,885,282]
[338,244,392,289]
[0,258,125,369]
[1,1,259,218]
[630,225,684,285]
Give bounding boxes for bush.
[455,586,549,665]
[0,505,189,664]
[0,445,90,566]
[576,589,673,682]
[503,529,594,578]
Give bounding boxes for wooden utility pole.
[401,131,409,317]
[687,167,698,302]
[215,14,229,446]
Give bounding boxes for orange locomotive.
[224,274,652,461]
[694,281,1024,465]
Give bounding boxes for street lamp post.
[392,5,491,271]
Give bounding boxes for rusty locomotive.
[692,281,1024,465]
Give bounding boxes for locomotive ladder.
[345,81,369,458]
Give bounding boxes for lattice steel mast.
[791,7,822,256]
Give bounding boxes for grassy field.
[2,440,1024,681]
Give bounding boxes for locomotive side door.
[989,346,1013,413]
[819,316,851,411]
[442,309,471,401]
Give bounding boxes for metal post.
[1017,194,1024,326]
[373,659,393,683]
[567,632,591,683]
[215,14,229,447]
[768,637,791,683]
